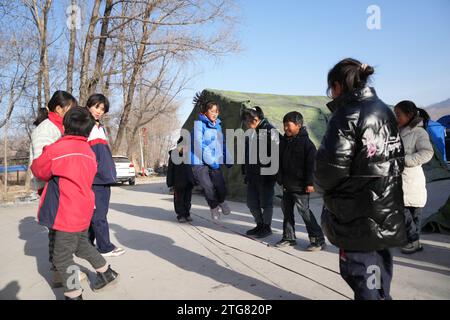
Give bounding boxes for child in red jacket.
[31,107,119,300]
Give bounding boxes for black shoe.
[275,239,296,248]
[306,237,326,252]
[93,265,119,292]
[246,223,263,236]
[255,225,272,238]
[65,294,83,300]
[185,216,193,222]
[177,216,188,223]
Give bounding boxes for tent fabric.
[422,196,450,235]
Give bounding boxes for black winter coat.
[166,149,195,189]
[242,118,281,182]
[314,87,407,251]
[278,127,316,193]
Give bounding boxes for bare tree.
[78,0,101,105]
[110,0,239,154]
[0,0,241,177]
[22,0,52,110]
[112,0,161,154]
[86,0,114,95]
[0,32,34,129]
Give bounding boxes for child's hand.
[306,186,315,193]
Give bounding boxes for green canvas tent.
[182,89,450,201]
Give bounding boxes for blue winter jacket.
[191,113,231,170]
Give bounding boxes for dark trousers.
[174,185,193,217]
[192,165,227,209]
[281,192,324,242]
[48,228,57,270]
[89,185,115,254]
[53,229,107,293]
[405,207,422,243]
[339,249,393,300]
[246,177,275,226]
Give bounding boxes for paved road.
[0,178,449,300]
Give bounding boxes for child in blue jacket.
[191,92,232,220]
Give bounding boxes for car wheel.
[129,178,136,185]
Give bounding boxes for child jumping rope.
[191,92,232,220]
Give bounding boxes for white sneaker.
[101,247,126,257]
[210,207,220,220]
[219,202,231,215]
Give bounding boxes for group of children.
[29,58,434,301]
[166,58,434,301]
[166,96,328,252]
[30,91,125,300]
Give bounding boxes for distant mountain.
[426,98,450,121]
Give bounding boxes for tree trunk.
[126,126,140,163]
[66,0,77,93]
[79,0,101,105]
[28,0,52,109]
[112,2,157,154]
[87,0,113,95]
[37,54,43,111]
[42,8,50,106]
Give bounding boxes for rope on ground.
[192,211,341,275]
[177,223,234,270]
[188,213,352,300]
[180,222,285,289]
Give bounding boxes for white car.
[113,156,136,185]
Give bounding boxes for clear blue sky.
[178,0,450,122]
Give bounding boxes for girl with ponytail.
[394,100,434,254]
[29,90,79,287]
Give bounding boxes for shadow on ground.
[109,223,306,299]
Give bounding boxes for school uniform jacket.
[87,123,117,185]
[31,135,98,233]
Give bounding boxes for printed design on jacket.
[384,136,402,157]
[363,130,378,158]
